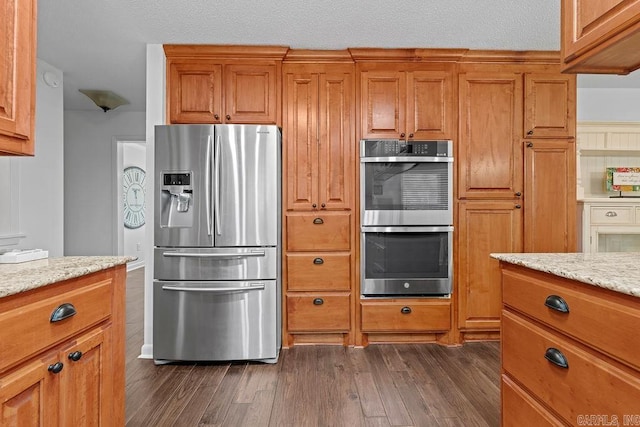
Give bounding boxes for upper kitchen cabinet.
[0,0,37,156]
[458,57,576,199]
[283,56,355,211]
[561,0,640,74]
[524,74,576,138]
[458,67,524,200]
[164,45,288,125]
[351,49,463,141]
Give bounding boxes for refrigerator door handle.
[205,134,213,236]
[161,283,266,293]
[214,134,222,236]
[162,250,266,258]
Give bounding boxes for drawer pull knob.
[313,218,324,225]
[68,351,83,362]
[605,211,617,217]
[400,306,412,314]
[50,303,77,323]
[313,258,324,265]
[544,347,569,369]
[544,295,569,313]
[313,298,324,305]
[48,362,64,374]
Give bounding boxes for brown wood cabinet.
[458,70,523,200]
[283,61,354,211]
[281,53,356,346]
[500,263,640,425]
[164,45,287,125]
[456,200,523,333]
[523,139,577,252]
[0,265,126,426]
[284,210,353,346]
[0,0,37,156]
[524,74,576,139]
[358,64,455,140]
[562,0,640,73]
[456,57,576,341]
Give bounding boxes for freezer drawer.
[154,247,277,281]
[153,280,279,362]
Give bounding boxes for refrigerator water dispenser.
[160,171,193,228]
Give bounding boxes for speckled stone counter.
[491,252,640,298]
[0,256,136,298]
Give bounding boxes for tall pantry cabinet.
[456,54,576,341]
[281,51,356,346]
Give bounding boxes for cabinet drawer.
[287,294,350,332]
[590,206,634,224]
[501,375,564,427]
[0,279,113,372]
[286,253,350,291]
[286,212,350,251]
[503,268,640,370]
[502,310,640,424]
[361,300,451,332]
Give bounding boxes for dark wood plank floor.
[125,269,500,426]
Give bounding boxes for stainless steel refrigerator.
[153,124,281,363]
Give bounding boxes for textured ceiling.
[36,0,640,112]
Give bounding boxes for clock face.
[123,166,146,229]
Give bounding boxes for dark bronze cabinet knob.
[48,362,64,374]
[313,298,324,305]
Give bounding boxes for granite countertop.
[0,256,136,298]
[491,252,640,298]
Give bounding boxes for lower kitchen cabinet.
[500,263,640,425]
[361,299,451,332]
[456,200,523,338]
[284,211,353,345]
[0,266,125,426]
[287,294,351,332]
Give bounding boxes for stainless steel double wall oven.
[360,139,453,297]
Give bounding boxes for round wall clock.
[123,166,146,229]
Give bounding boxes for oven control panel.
[361,139,452,157]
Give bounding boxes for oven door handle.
[360,156,453,163]
[361,226,454,233]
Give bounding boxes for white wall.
[578,88,640,122]
[140,44,166,359]
[64,111,145,255]
[0,60,64,256]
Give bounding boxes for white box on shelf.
[0,249,49,264]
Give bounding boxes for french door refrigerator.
[153,124,281,363]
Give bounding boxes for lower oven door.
[153,280,279,362]
[361,226,453,297]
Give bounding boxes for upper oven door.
[361,157,453,226]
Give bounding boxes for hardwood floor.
[125,269,500,426]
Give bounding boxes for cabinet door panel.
[524,74,576,138]
[318,72,353,210]
[407,70,453,140]
[284,72,319,210]
[457,201,523,330]
[168,62,222,124]
[458,73,523,199]
[59,327,111,427]
[0,355,57,426]
[360,71,405,139]
[225,64,277,124]
[524,140,576,252]
[0,0,36,155]
[563,0,640,62]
